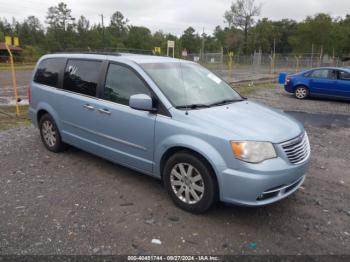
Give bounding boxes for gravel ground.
[0,75,350,255]
[0,122,349,255]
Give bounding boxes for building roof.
[0,43,23,52]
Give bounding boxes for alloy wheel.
[295,87,307,99]
[170,163,205,204]
[42,120,57,147]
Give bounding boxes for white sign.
[167,41,175,58]
[167,40,175,48]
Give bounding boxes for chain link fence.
[1,50,350,127]
[185,52,350,84]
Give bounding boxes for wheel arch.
[294,84,310,92]
[37,109,48,125]
[156,134,228,191]
[35,102,61,129]
[159,146,220,196]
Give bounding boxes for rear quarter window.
[34,58,66,88]
[63,59,102,97]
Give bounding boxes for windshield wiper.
[175,103,211,109]
[208,99,244,107]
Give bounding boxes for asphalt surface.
[0,70,31,105]
[249,86,350,116]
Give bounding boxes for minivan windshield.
[141,62,242,108]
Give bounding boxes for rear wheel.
[295,86,309,99]
[163,151,218,213]
[39,114,65,153]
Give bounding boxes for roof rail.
[53,48,154,56]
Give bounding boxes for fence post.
[5,43,20,116]
[228,51,234,71]
[295,56,300,73]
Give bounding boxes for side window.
[309,69,329,79]
[329,70,337,80]
[304,71,312,77]
[339,71,350,80]
[63,59,102,97]
[104,64,151,105]
[34,58,65,88]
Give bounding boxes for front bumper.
[219,157,310,206]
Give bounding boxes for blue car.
[284,67,350,100]
[29,53,311,213]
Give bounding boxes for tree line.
[0,0,350,59]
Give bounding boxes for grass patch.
[233,82,277,96]
[0,64,35,71]
[0,105,31,131]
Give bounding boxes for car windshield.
[140,62,242,108]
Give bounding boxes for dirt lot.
[0,91,350,255]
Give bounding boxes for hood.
[184,100,303,143]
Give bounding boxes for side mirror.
[129,94,157,112]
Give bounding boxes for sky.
[1,0,350,35]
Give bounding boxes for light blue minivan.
[29,53,311,213]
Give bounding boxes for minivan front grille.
[281,132,310,164]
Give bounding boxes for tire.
[295,86,309,99]
[163,151,218,214]
[39,113,65,153]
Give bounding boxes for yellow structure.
[4,43,20,116]
[13,37,20,47]
[153,47,161,54]
[5,36,12,45]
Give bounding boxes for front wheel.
[295,86,309,99]
[163,152,218,213]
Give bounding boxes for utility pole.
[272,38,276,74]
[100,14,105,49]
[311,43,314,68]
[201,27,205,62]
[319,46,323,67]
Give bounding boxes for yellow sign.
[5,36,12,45]
[13,37,20,46]
[154,47,161,54]
[228,51,234,57]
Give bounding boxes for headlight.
[230,141,277,163]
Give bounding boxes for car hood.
[184,100,303,143]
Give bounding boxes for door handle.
[98,108,111,115]
[83,104,95,110]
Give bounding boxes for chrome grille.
[281,132,310,164]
